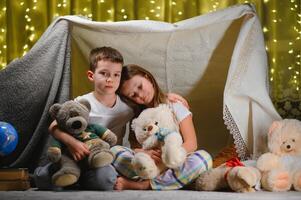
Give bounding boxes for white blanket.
[62,4,281,159]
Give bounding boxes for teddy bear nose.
[286,144,291,149]
[147,125,153,131]
[72,121,82,129]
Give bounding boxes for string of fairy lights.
[0,0,300,102]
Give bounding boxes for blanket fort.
[0,3,281,170]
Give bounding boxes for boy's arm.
[167,93,190,109]
[49,120,90,161]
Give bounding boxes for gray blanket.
[0,19,71,170]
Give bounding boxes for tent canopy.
[0,4,280,170]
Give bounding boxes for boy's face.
[87,60,122,96]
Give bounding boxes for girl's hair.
[118,64,167,108]
[89,46,124,72]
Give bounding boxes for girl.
[112,64,212,190]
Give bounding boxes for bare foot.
[114,176,150,190]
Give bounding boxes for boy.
[34,47,134,190]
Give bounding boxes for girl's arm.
[134,148,162,165]
[179,115,198,153]
[49,120,90,161]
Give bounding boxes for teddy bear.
[130,104,187,179]
[256,119,301,192]
[195,157,261,192]
[47,99,117,187]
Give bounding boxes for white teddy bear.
[256,119,301,191]
[131,104,187,179]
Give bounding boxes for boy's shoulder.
[116,95,134,111]
[75,93,133,115]
[74,92,93,101]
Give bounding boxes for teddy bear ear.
[268,120,282,135]
[131,118,137,130]
[49,103,61,119]
[78,99,91,112]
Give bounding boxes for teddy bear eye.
[155,121,158,125]
[292,139,295,142]
[69,110,78,117]
[143,127,147,131]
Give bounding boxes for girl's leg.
[111,145,151,190]
[79,165,118,190]
[114,177,150,190]
[150,150,212,190]
[110,145,139,179]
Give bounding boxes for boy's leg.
[79,165,118,190]
[111,145,139,179]
[33,162,63,190]
[150,150,212,190]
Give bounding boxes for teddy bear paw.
[262,170,292,192]
[195,170,224,191]
[292,170,301,191]
[52,173,78,187]
[47,147,61,163]
[162,147,186,169]
[240,187,256,193]
[227,167,260,192]
[91,150,114,168]
[132,152,160,179]
[104,130,118,146]
[52,171,78,187]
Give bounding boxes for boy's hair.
[89,46,124,72]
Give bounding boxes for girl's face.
[120,75,155,106]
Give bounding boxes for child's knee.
[95,165,117,190]
[110,145,132,156]
[81,165,117,190]
[33,163,62,190]
[189,150,213,170]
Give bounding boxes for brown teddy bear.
[47,99,117,187]
[196,157,261,192]
[256,119,301,191]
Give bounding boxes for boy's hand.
[49,121,90,161]
[167,93,190,109]
[67,139,90,161]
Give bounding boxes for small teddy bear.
[131,104,187,179]
[47,99,117,187]
[256,119,301,192]
[196,157,261,192]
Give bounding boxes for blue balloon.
[0,121,18,156]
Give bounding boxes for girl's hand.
[66,139,90,161]
[167,93,190,109]
[135,148,162,165]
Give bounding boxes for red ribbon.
[225,157,244,167]
[224,157,244,180]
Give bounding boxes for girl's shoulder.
[167,101,192,122]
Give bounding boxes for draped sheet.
[0,4,281,169]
